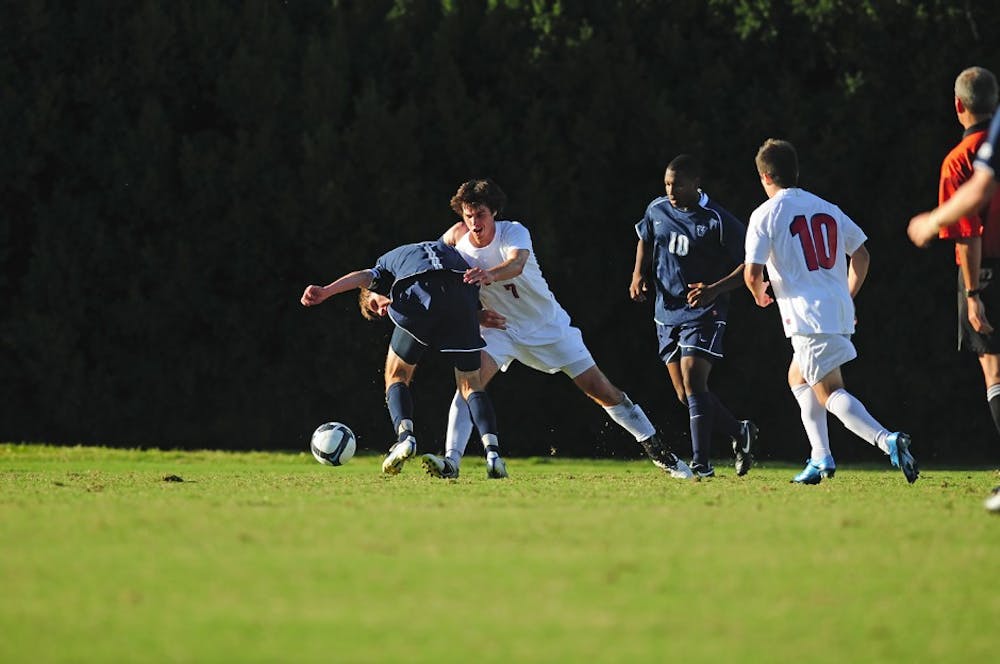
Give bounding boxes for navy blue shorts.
[656,319,727,364]
[388,272,485,369]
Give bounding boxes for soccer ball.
[310,422,356,466]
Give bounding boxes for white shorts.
[482,325,595,378]
[791,333,857,386]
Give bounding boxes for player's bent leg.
[382,348,420,476]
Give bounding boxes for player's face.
[366,293,391,318]
[664,169,700,210]
[462,203,495,238]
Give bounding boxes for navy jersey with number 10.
[635,191,747,326]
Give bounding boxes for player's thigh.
[679,354,712,394]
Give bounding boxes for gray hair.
[955,66,998,116]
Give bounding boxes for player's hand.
[968,294,995,334]
[907,212,938,248]
[464,267,493,286]
[301,285,328,306]
[629,274,648,302]
[751,281,774,308]
[479,309,507,329]
[686,282,717,308]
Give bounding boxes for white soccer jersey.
[455,220,572,345]
[745,188,867,337]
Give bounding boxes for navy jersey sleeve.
[369,249,400,296]
[974,112,1000,177]
[709,202,748,267]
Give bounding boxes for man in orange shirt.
[935,66,1000,440]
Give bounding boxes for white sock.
[483,434,499,461]
[602,393,657,441]
[445,391,473,466]
[792,384,832,462]
[825,388,890,453]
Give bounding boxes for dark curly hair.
[449,178,507,217]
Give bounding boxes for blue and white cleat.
[886,432,919,483]
[791,456,836,485]
[486,455,508,479]
[381,436,417,475]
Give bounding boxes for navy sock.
[385,382,413,441]
[466,391,499,447]
[688,391,713,466]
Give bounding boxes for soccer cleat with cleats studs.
[420,454,460,479]
[486,455,508,479]
[640,435,694,479]
[689,462,715,478]
[791,456,836,485]
[885,432,918,483]
[734,419,758,477]
[381,436,416,475]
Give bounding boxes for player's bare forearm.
[464,249,528,285]
[301,269,373,306]
[744,263,773,307]
[909,169,997,247]
[630,239,650,301]
[847,245,870,298]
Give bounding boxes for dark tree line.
[3,0,999,463]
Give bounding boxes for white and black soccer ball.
[310,422,356,466]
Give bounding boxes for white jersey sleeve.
[456,221,572,345]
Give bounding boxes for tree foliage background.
[3,0,1000,463]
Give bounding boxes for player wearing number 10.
[745,138,918,484]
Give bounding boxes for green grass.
[1,444,997,663]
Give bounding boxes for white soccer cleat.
[381,437,416,475]
[420,453,460,479]
[985,486,1000,513]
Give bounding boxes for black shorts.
[388,272,485,370]
[958,260,1000,355]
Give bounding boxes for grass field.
[1,444,997,663]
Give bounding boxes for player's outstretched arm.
[744,263,773,307]
[301,269,374,307]
[908,168,997,248]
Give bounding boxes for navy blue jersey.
[369,239,470,300]
[974,112,1000,176]
[635,192,746,325]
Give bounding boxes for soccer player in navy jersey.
[910,111,1000,508]
[630,154,758,478]
[300,238,508,478]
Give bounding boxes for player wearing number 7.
[419,178,693,480]
[745,138,918,484]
